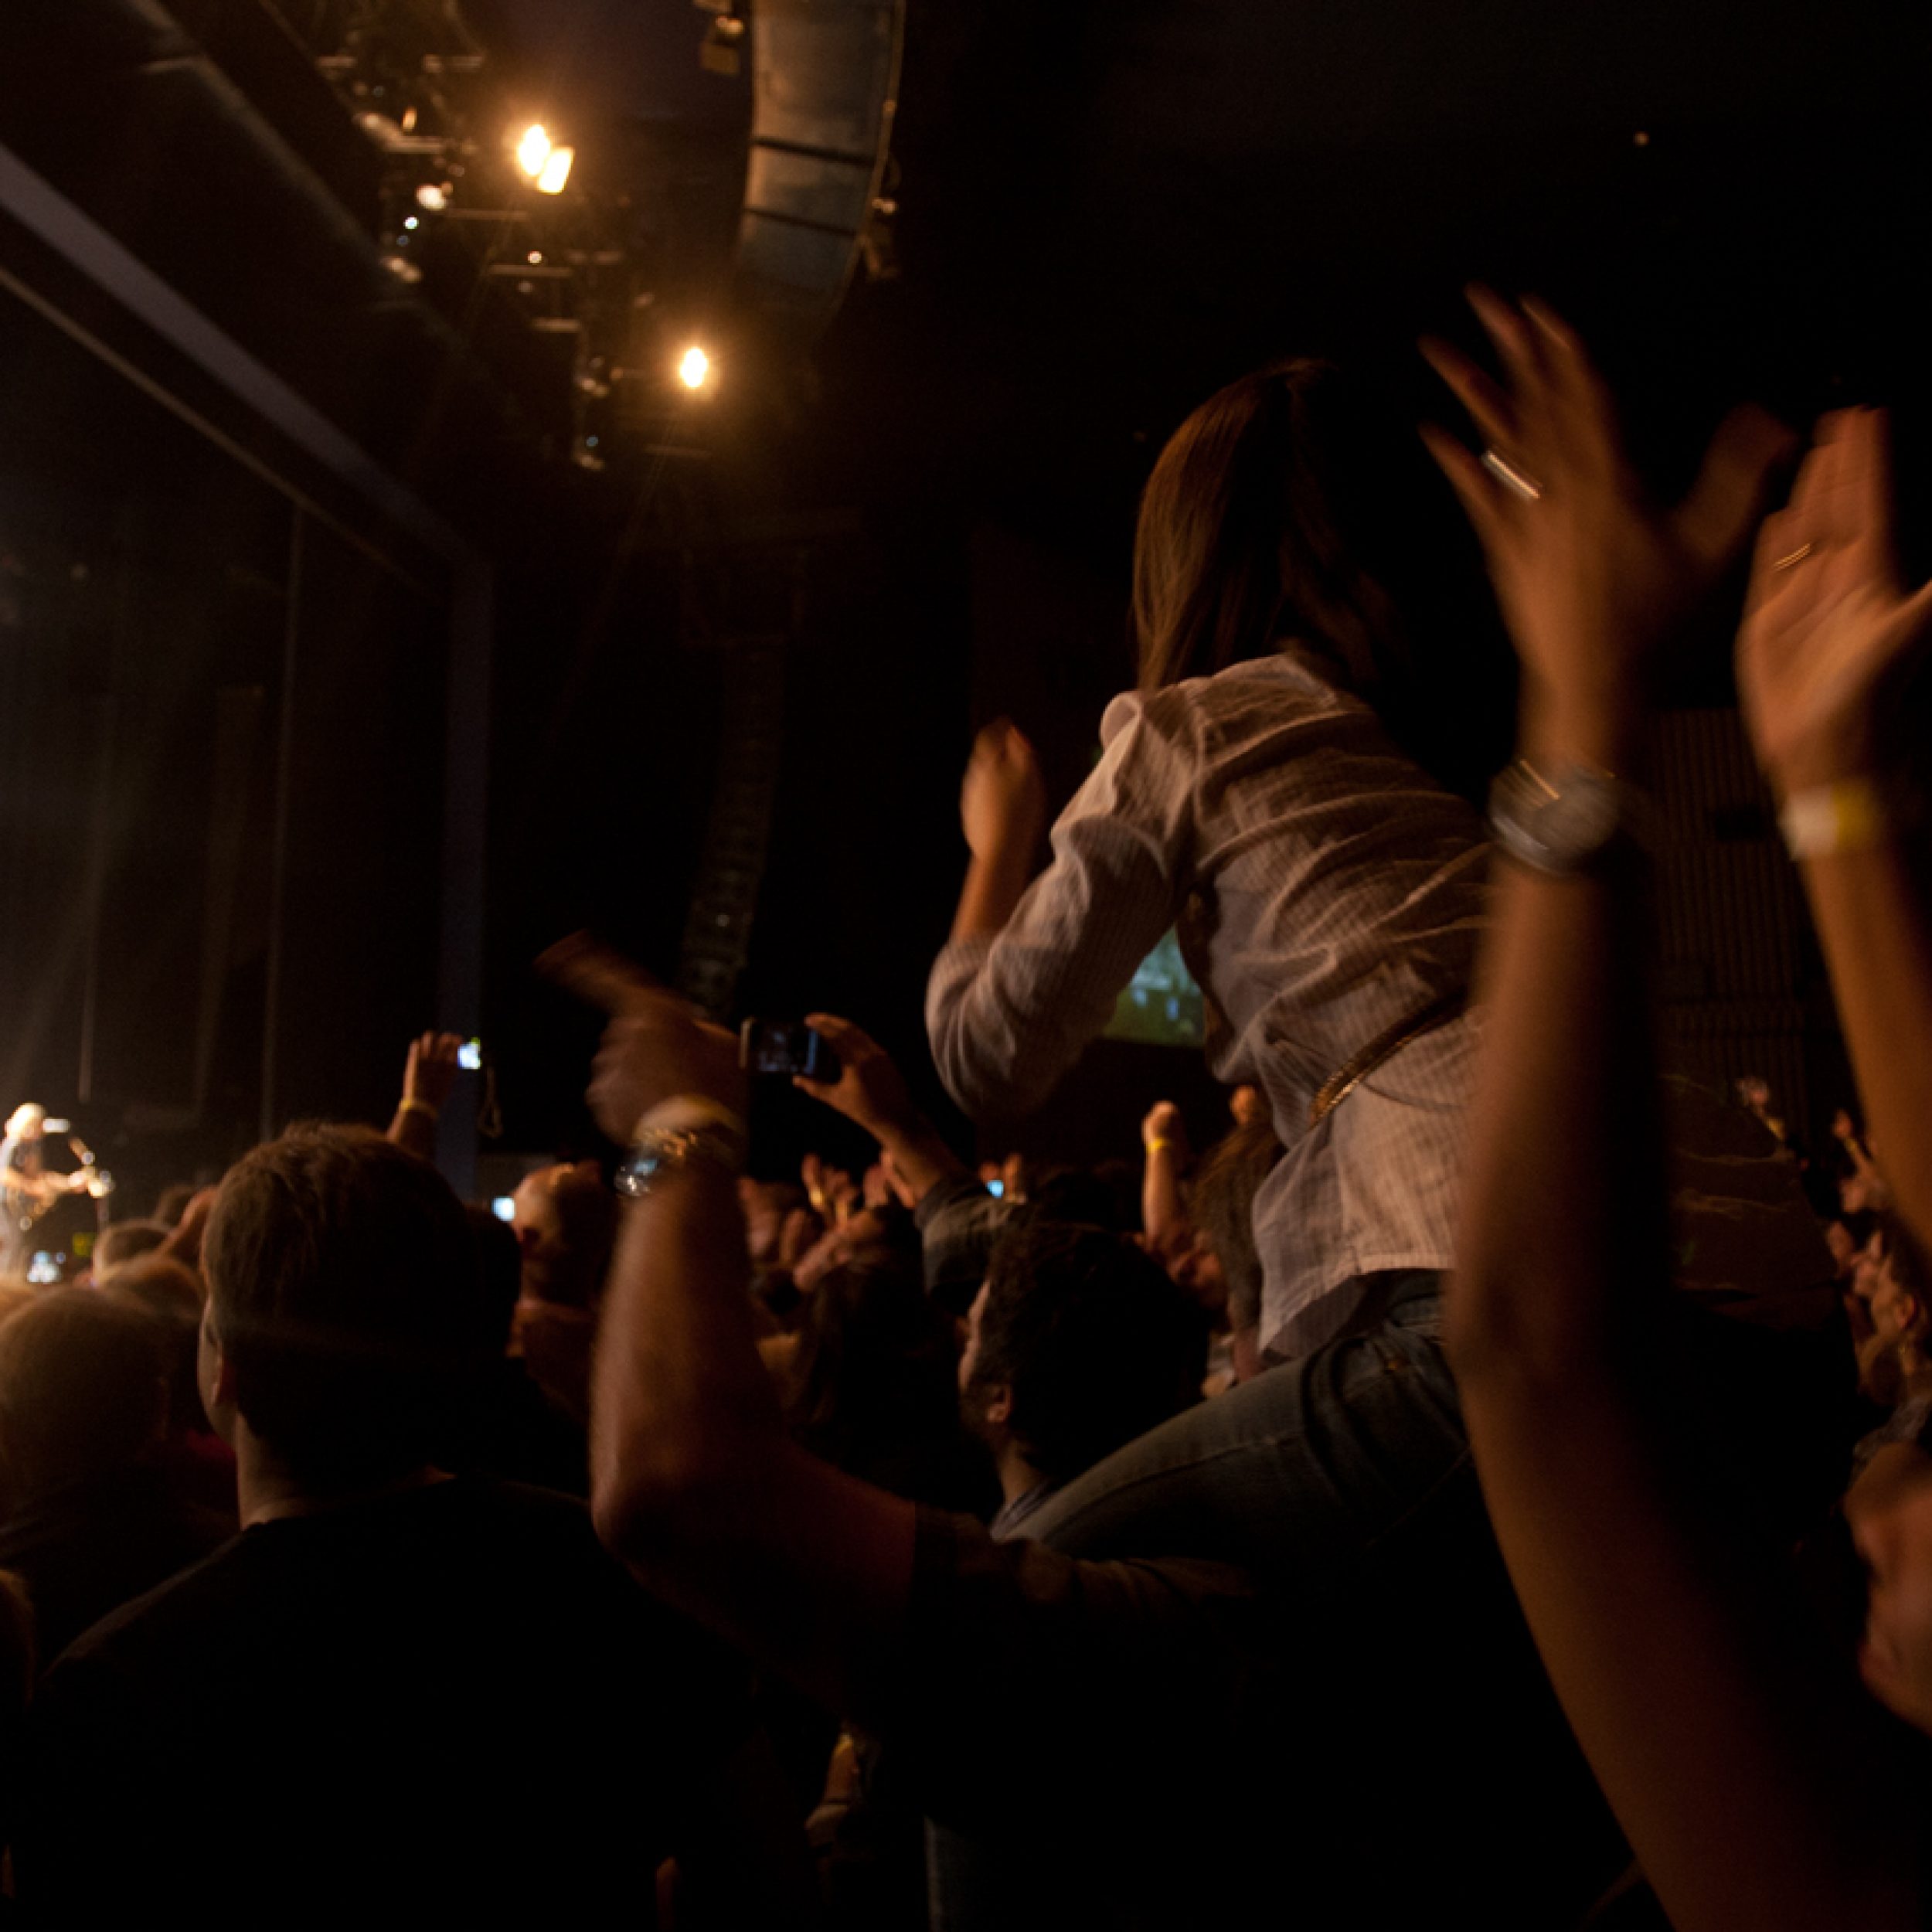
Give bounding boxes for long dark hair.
[1132,359,1514,800]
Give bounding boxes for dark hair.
[202,1127,476,1485]
[1023,1163,1143,1236]
[1133,359,1513,801]
[463,1203,522,1359]
[787,1245,971,1504]
[155,1182,200,1228]
[93,1219,171,1276]
[1189,1117,1283,1337]
[971,1220,1206,1486]
[0,1290,169,1507]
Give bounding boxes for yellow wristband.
[1144,1138,1175,1155]
[1779,778,1888,860]
[398,1096,440,1120]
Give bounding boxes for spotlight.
[515,123,552,177]
[514,124,575,195]
[678,345,712,391]
[416,182,451,212]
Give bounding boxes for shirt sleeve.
[925,692,1196,1118]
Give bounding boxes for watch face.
[1492,761,1630,875]
[1543,778,1620,855]
[614,1148,668,1197]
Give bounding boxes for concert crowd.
[0,295,1929,1930]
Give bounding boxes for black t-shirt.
[19,1476,743,1924]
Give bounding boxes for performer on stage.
[0,1105,97,1279]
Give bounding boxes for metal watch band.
[1488,757,1645,878]
[613,1121,746,1199]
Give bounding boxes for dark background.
[1,0,1928,1208]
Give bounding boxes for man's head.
[93,1219,172,1281]
[510,1160,617,1309]
[199,1126,475,1488]
[960,1219,1207,1489]
[0,1290,169,1512]
[3,1104,45,1143]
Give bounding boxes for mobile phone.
[458,1039,484,1072]
[986,1179,1005,1199]
[739,1019,838,1082]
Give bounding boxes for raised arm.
[950,719,1048,944]
[792,1015,969,1208]
[386,1032,463,1162]
[1736,407,1932,1257]
[930,709,1190,1117]
[559,971,918,1722]
[1140,1100,1194,1266]
[1428,294,1913,1931]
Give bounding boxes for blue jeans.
[1020,1270,1469,1585]
[928,1273,1628,1929]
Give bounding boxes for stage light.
[536,146,575,195]
[416,182,450,211]
[679,345,712,390]
[515,123,552,178]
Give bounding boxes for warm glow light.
[679,345,712,390]
[536,145,574,195]
[515,124,552,179]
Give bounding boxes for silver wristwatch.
[612,1123,744,1199]
[1488,759,1645,877]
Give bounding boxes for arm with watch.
[580,985,921,1720]
[1427,294,1921,1931]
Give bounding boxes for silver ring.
[1481,447,1545,502]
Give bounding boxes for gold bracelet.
[1778,777,1889,860]
[1144,1138,1174,1155]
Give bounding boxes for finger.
[1420,423,1505,549]
[793,1075,834,1103]
[1842,408,1906,587]
[1419,335,1518,449]
[1797,407,1862,550]
[803,1013,872,1055]
[1467,286,1554,438]
[1517,294,1617,446]
[1679,404,1798,571]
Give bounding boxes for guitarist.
[0,1105,94,1277]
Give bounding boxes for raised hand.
[821,1167,860,1223]
[539,936,744,1144]
[1141,1099,1187,1154]
[1423,288,1791,750]
[1736,408,1932,796]
[403,1032,465,1114]
[961,719,1046,862]
[794,1013,916,1136]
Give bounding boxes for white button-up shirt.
[927,651,1489,1361]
